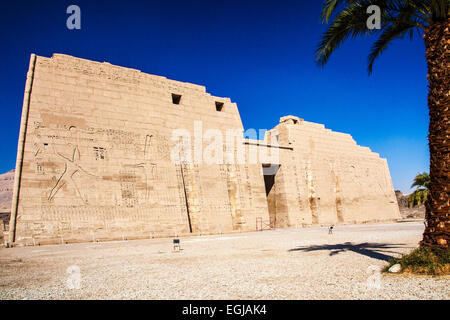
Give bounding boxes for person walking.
[328,225,334,235]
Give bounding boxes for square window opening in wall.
[172,93,182,105]
[215,102,224,112]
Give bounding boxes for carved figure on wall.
[47,126,97,203]
[48,144,97,203]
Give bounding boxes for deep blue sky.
[0,0,429,193]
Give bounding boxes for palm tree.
[316,0,449,251]
[408,172,430,207]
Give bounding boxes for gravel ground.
[0,221,448,300]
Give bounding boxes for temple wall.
[12,54,268,243]
[10,54,400,245]
[265,116,401,227]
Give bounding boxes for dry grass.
[384,247,450,276]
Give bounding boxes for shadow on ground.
[288,242,409,261]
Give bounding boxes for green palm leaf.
[316,0,449,73]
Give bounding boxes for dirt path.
[0,222,448,299]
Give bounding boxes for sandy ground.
[0,221,448,300]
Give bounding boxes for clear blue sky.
[0,0,429,193]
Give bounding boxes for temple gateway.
[8,54,400,245]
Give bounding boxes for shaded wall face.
[262,164,285,228]
[13,54,270,242]
[272,121,401,226]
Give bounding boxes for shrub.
[384,247,450,275]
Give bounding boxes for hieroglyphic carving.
[244,165,252,207]
[154,134,170,161]
[48,144,97,203]
[38,125,167,207]
[36,162,44,175]
[32,126,99,204]
[144,135,153,160]
[119,166,138,207]
[235,165,246,209]
[292,164,303,211]
[219,164,235,223]
[93,147,106,160]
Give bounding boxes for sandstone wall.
[264,116,401,227]
[11,54,269,243]
[10,54,400,245]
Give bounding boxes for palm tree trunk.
[421,18,450,251]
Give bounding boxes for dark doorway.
[262,164,280,228]
[263,174,275,196]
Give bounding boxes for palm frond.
[408,188,429,207]
[411,172,430,189]
[430,0,450,20]
[367,3,424,74]
[400,0,434,25]
[316,0,440,73]
[321,0,351,23]
[316,1,379,67]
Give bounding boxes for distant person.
[328,225,334,235]
[424,219,428,228]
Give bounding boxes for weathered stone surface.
[0,169,13,241]
[388,263,402,273]
[0,170,14,211]
[9,54,401,244]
